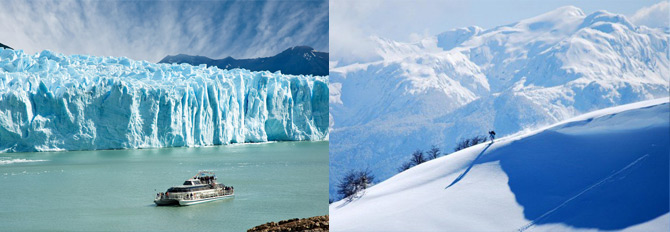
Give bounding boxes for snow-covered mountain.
[329,6,669,199]
[330,98,669,231]
[0,49,328,152]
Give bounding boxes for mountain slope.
[330,98,670,231]
[328,6,669,199]
[0,43,11,50]
[159,46,328,76]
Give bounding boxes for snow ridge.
[329,6,669,198]
[0,49,328,152]
[330,98,670,231]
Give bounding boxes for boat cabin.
[183,179,204,186]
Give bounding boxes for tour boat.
[154,171,234,206]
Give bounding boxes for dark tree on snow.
[337,168,375,201]
[426,145,441,160]
[337,171,358,200]
[410,149,426,166]
[454,135,488,152]
[398,161,414,172]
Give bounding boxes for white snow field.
[0,49,328,152]
[329,6,669,198]
[330,98,669,231]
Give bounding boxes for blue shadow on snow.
[445,142,493,189]
[475,127,669,230]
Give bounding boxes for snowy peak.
[436,26,483,51]
[328,5,669,200]
[281,45,320,56]
[512,5,585,33]
[536,5,586,19]
[580,10,635,31]
[371,36,432,60]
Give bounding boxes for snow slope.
[329,6,669,198]
[0,49,328,152]
[330,98,669,231]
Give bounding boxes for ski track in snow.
[517,154,651,232]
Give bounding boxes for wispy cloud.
[0,0,328,62]
[630,1,669,29]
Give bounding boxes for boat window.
[168,186,208,193]
[183,181,192,185]
[193,181,201,185]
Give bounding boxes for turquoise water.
[0,141,328,231]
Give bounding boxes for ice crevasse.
[0,49,328,152]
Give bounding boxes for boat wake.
[0,157,48,165]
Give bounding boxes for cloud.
[329,0,477,66]
[329,0,382,66]
[630,1,669,29]
[0,0,328,62]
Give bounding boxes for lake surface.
[0,141,328,231]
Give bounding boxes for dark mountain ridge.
[0,43,12,50]
[159,46,328,76]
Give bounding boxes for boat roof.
[192,171,216,178]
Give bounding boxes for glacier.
[329,6,669,199]
[0,49,328,153]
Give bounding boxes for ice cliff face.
[329,6,669,199]
[0,49,328,152]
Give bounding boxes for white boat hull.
[178,194,234,206]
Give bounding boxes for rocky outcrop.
[248,215,328,232]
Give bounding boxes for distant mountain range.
[0,43,12,50]
[159,46,328,76]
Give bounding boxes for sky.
[330,0,670,65]
[0,0,328,62]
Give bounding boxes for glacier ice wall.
[0,49,328,152]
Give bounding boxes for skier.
[488,130,496,142]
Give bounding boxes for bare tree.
[337,171,358,200]
[337,168,375,201]
[426,145,441,160]
[410,149,426,166]
[398,161,414,172]
[454,135,488,152]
